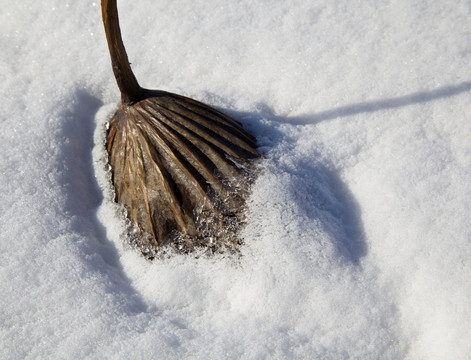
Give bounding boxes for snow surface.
[1,0,470,359]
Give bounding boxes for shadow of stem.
[288,80,471,125]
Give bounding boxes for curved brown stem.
[101,0,143,104]
[101,0,260,254]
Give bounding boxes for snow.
[1,0,470,359]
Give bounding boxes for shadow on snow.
[226,80,471,264]
[57,89,148,314]
[289,80,471,125]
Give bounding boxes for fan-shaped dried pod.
[101,0,260,256]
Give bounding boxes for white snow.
[1,0,470,359]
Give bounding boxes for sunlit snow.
[1,1,470,359]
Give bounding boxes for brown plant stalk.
[101,0,260,256]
